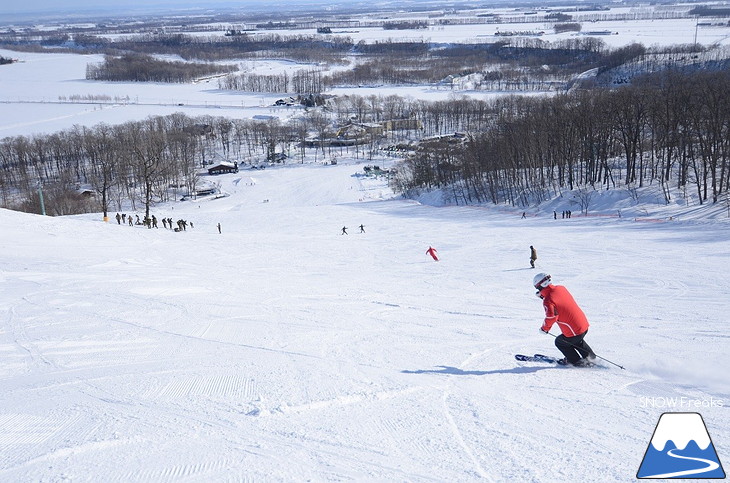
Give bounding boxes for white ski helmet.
[533,272,551,290]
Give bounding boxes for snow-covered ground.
[234,17,730,49]
[0,47,537,139]
[0,47,547,138]
[1,7,729,479]
[0,49,301,138]
[0,158,728,481]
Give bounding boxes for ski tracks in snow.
[441,390,494,481]
[0,412,92,470]
[427,345,516,480]
[269,385,425,416]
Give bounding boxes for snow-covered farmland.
[2,4,729,138]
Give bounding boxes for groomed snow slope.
[0,160,728,482]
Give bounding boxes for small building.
[207,162,239,175]
[75,184,96,198]
[195,188,217,196]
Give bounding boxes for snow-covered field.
[0,47,536,139]
[2,7,729,138]
[0,49,299,138]
[0,158,728,481]
[234,16,730,49]
[1,6,729,480]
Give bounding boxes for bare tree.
[83,124,121,219]
[122,117,169,220]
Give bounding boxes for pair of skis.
[515,353,595,367]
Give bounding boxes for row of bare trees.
[218,37,612,94]
[0,115,234,216]
[2,70,728,216]
[392,70,730,208]
[7,27,711,95]
[218,68,325,94]
[94,33,355,63]
[0,116,204,217]
[0,108,396,216]
[86,54,236,83]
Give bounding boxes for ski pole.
[547,332,625,370]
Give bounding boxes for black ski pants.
[555,330,595,364]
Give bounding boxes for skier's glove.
[539,327,549,334]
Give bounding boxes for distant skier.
[217,223,221,234]
[534,273,596,367]
[426,246,439,261]
[529,245,537,268]
[359,224,365,233]
[341,226,348,235]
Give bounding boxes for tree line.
[0,93,488,216]
[218,68,325,94]
[6,28,716,95]
[391,70,730,209]
[0,114,304,217]
[2,70,728,217]
[86,53,236,83]
[216,37,612,95]
[0,29,660,89]
[89,33,355,63]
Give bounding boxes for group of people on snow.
[340,224,365,235]
[524,210,576,219]
[114,212,194,232]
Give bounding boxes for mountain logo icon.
[637,412,726,479]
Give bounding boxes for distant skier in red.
[426,246,439,261]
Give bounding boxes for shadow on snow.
[402,365,553,376]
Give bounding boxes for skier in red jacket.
[534,273,596,366]
[426,246,439,261]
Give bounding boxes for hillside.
[0,158,727,481]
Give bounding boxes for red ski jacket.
[538,284,589,337]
